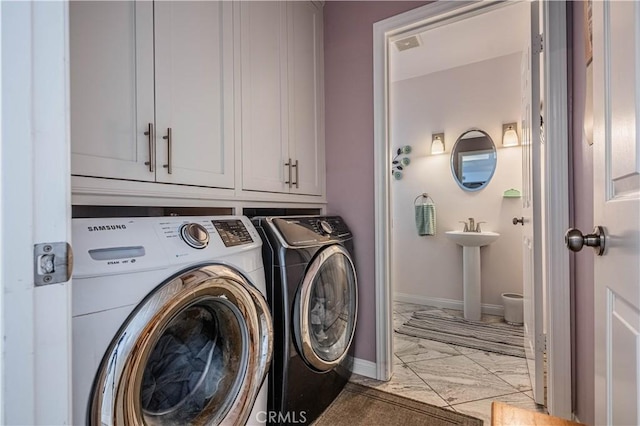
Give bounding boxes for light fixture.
[502,123,519,147]
[431,133,445,154]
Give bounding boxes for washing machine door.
[295,244,358,372]
[90,264,272,426]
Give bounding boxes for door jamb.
[542,0,571,418]
[372,0,571,418]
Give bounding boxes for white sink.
[446,230,500,321]
[445,231,500,247]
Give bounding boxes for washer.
[252,216,358,425]
[72,216,272,425]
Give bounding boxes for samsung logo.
[87,225,127,232]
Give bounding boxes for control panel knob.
[180,223,210,249]
[319,220,334,235]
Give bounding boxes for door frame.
[372,0,572,418]
[1,1,72,423]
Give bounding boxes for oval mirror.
[450,129,497,191]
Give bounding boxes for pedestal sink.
[445,231,500,321]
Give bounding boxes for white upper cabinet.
[240,1,325,196]
[287,1,325,196]
[70,0,324,201]
[70,1,155,182]
[239,1,289,194]
[154,1,234,188]
[70,1,234,189]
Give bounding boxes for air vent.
[394,35,421,52]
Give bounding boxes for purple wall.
[570,2,595,423]
[324,1,429,362]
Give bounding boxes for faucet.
[459,218,486,232]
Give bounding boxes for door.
[592,1,640,424]
[69,1,155,182]
[288,1,325,196]
[240,1,324,196]
[154,1,235,188]
[2,1,72,423]
[90,265,272,425]
[520,0,545,405]
[294,245,358,371]
[239,1,290,194]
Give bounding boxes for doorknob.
[564,226,606,256]
[512,217,524,225]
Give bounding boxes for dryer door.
[90,264,272,426]
[295,245,358,371]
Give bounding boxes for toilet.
[501,293,524,325]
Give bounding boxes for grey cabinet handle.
[292,159,299,188]
[285,159,292,188]
[162,128,172,174]
[144,123,154,172]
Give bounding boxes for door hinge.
[533,33,544,54]
[34,242,73,286]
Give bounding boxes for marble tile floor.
[350,301,546,424]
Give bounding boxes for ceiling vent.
[394,35,421,52]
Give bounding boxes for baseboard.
[352,357,377,379]
[394,292,504,317]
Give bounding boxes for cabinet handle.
[285,158,292,188]
[162,128,172,174]
[144,123,154,172]
[292,159,299,188]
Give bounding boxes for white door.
[592,1,640,424]
[240,1,324,196]
[2,1,72,423]
[69,1,155,182]
[154,1,235,188]
[520,0,545,406]
[239,1,290,194]
[288,1,324,196]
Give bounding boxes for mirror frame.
[450,129,497,192]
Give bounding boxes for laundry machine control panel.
[212,219,254,247]
[303,217,352,238]
[72,216,262,277]
[267,216,353,248]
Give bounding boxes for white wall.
[391,53,523,310]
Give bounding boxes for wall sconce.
[502,123,519,147]
[431,133,445,154]
[392,145,412,180]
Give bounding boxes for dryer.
[252,216,358,425]
[72,216,272,425]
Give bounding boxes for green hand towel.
[415,204,436,236]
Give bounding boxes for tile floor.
[350,301,546,424]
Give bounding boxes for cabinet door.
[240,1,290,193]
[70,1,155,181]
[287,1,324,196]
[154,1,234,188]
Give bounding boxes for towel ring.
[414,193,434,205]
